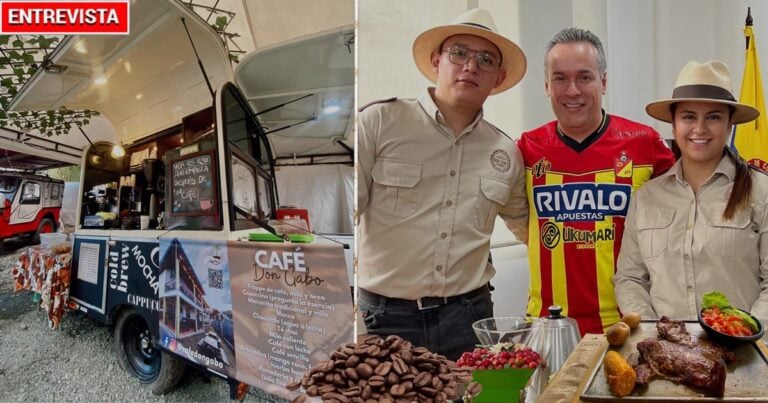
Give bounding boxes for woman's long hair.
[723,146,753,220]
[670,103,752,220]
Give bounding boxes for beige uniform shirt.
[357,88,528,299]
[615,153,768,324]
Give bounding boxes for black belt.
[359,284,490,311]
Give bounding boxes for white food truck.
[9,0,354,398]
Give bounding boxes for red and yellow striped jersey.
[518,115,675,335]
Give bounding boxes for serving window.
[221,82,277,231]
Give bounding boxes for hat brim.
[646,98,760,124]
[412,24,526,95]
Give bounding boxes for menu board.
[169,150,217,216]
[157,239,353,401]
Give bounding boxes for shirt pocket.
[637,208,675,259]
[701,205,754,257]
[371,158,422,218]
[476,176,511,230]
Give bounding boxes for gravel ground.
[0,242,285,402]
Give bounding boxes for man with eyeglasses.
[518,28,675,336]
[357,8,529,360]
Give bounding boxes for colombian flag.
[732,13,768,171]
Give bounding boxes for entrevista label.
[0,1,129,35]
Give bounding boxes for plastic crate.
[40,233,68,250]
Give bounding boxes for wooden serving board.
[580,321,768,402]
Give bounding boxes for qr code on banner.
[208,269,223,289]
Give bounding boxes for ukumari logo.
[540,222,560,249]
[540,222,616,250]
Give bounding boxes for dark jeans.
[358,287,494,361]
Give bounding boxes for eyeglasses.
[442,46,501,72]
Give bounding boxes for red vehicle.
[0,170,63,249]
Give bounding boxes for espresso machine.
[142,158,163,228]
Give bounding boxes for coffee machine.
[142,158,163,228]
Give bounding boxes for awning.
[234,27,354,164]
[0,127,81,170]
[8,0,233,145]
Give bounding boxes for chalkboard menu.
[169,150,218,216]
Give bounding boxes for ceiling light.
[111,144,126,158]
[323,105,341,114]
[74,41,87,54]
[94,77,107,85]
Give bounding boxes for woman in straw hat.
[615,60,768,326]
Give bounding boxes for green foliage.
[0,34,99,136]
[213,16,229,32]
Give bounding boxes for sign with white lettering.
[229,242,352,400]
[169,150,218,217]
[76,242,100,285]
[532,183,632,222]
[157,238,352,399]
[106,240,162,315]
[0,1,130,35]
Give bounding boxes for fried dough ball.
[604,350,636,397]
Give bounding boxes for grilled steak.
[633,317,735,397]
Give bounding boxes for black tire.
[31,217,55,244]
[114,309,186,395]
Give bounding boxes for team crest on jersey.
[490,150,511,172]
[614,151,633,178]
[532,158,552,178]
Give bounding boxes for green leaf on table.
[702,291,730,310]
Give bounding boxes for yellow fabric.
[594,171,620,329]
[733,26,768,170]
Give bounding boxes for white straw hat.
[646,60,759,124]
[412,8,527,95]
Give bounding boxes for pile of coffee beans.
[288,334,472,403]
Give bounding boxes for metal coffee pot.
[526,305,581,375]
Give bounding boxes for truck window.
[231,157,257,214]
[222,82,277,231]
[20,182,41,205]
[50,183,60,200]
[0,176,20,202]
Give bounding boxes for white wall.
[357,0,525,136]
[608,0,768,137]
[359,0,768,140]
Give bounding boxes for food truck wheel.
[32,218,55,244]
[115,309,186,394]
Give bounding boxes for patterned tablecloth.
[11,244,73,330]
